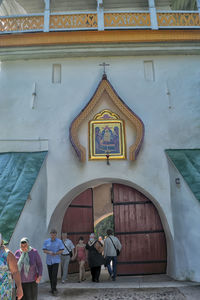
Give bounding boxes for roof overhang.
[166,149,200,202]
[0,151,48,243]
[1,30,200,61]
[0,0,172,15]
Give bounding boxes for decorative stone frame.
[69,74,144,162]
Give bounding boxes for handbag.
[94,241,104,254]
[109,237,120,256]
[62,240,73,257]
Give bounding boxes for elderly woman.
[15,237,43,300]
[86,233,104,283]
[0,233,23,299]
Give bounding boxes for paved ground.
[38,270,200,300]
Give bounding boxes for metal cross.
[106,150,110,165]
[99,62,110,75]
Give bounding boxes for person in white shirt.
[61,233,75,283]
[104,229,122,281]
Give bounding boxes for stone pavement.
[38,270,200,300]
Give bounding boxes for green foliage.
[94,214,114,238]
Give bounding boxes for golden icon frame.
[89,110,126,160]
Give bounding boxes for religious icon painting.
[89,109,126,160]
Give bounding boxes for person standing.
[104,229,122,281]
[0,233,23,300]
[61,232,75,283]
[73,236,87,283]
[15,237,43,300]
[86,233,104,283]
[43,229,64,295]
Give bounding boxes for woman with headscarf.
[0,233,23,299]
[15,237,43,300]
[86,233,104,282]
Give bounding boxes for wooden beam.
[1,30,200,48]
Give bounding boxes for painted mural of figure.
[95,127,103,154]
[103,128,111,143]
[95,124,120,154]
[102,126,113,145]
[113,126,119,153]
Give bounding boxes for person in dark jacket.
[86,233,104,282]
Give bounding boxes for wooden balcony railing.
[104,12,151,29]
[49,12,98,31]
[157,11,200,28]
[0,11,200,34]
[0,14,44,33]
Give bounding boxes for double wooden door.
[113,184,167,275]
[62,184,167,275]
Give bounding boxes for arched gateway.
[62,183,167,276]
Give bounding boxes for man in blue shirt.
[43,229,64,295]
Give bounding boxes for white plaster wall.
[1,54,200,281]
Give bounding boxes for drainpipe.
[44,0,50,32]
[97,0,104,31]
[148,0,158,30]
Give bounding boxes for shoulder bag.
[62,240,73,258]
[109,237,120,256]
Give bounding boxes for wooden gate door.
[62,189,93,273]
[113,184,167,275]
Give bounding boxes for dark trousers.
[47,263,59,291]
[106,256,117,279]
[91,266,101,282]
[21,281,38,300]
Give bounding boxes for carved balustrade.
[50,13,97,30]
[157,12,200,27]
[104,12,151,28]
[0,11,199,33]
[0,15,44,32]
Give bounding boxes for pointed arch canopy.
[69,75,144,162]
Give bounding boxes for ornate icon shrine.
[70,74,144,162]
[89,109,126,160]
